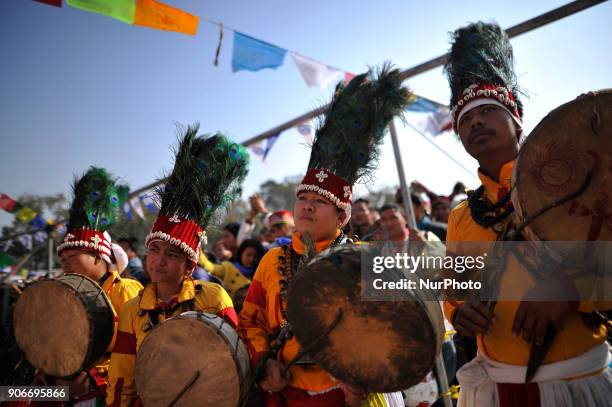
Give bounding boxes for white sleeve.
[237,220,255,245]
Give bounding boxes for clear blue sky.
[1,0,611,227]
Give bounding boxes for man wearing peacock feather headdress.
[106,125,250,407]
[239,65,413,407]
[442,22,612,406]
[56,166,143,403]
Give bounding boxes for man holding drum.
[53,167,143,405]
[106,127,250,406]
[238,66,410,407]
[442,22,612,406]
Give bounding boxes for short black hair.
[223,222,240,238]
[395,188,422,206]
[117,237,138,252]
[380,203,402,213]
[353,198,371,207]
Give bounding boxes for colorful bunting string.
[66,0,135,24]
[0,193,55,230]
[133,0,199,35]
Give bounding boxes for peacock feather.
[157,124,250,228]
[67,167,129,231]
[308,64,414,186]
[444,21,523,117]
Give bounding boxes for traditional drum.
[135,311,251,407]
[511,89,612,242]
[12,273,114,378]
[287,244,445,393]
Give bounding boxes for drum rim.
[512,89,612,242]
[13,273,114,378]
[135,310,252,405]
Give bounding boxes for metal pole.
[48,236,53,275]
[388,120,453,407]
[388,120,417,228]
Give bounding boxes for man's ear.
[338,210,348,227]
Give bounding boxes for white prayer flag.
[129,196,146,220]
[291,53,342,89]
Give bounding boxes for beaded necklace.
[277,233,347,327]
[467,185,514,233]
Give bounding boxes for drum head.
[136,313,243,407]
[287,245,443,393]
[13,280,91,377]
[512,89,612,241]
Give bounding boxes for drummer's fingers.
[534,318,549,346]
[512,301,527,337]
[459,304,490,330]
[521,309,537,344]
[456,318,486,336]
[472,302,496,324]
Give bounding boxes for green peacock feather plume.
[157,124,250,228]
[67,167,129,231]
[308,63,414,185]
[444,21,523,117]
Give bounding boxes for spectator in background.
[350,198,377,241]
[117,237,149,285]
[411,180,467,204]
[396,189,447,241]
[267,210,294,247]
[215,222,240,261]
[449,181,467,202]
[199,238,265,313]
[431,197,451,223]
[257,227,274,245]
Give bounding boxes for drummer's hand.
[259,359,290,394]
[512,278,575,345]
[453,300,496,337]
[339,383,367,407]
[55,371,90,397]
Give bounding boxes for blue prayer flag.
[406,96,444,113]
[232,32,286,73]
[29,214,47,229]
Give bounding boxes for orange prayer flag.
[134,0,199,36]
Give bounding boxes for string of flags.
[30,0,452,134]
[26,0,454,218]
[247,96,451,163]
[122,192,159,221]
[0,231,50,252]
[0,194,54,230]
[31,0,355,90]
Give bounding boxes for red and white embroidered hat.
[145,215,206,263]
[57,228,128,273]
[451,83,522,132]
[296,168,353,211]
[296,168,354,228]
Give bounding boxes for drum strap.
[97,271,112,288]
[143,299,197,330]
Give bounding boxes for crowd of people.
[3,20,610,407]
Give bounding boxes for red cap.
[296,168,352,211]
[145,215,205,262]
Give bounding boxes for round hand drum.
[135,311,251,407]
[512,89,612,242]
[12,273,114,378]
[287,244,444,393]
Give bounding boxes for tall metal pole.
[388,120,417,228]
[48,236,53,275]
[389,119,453,407]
